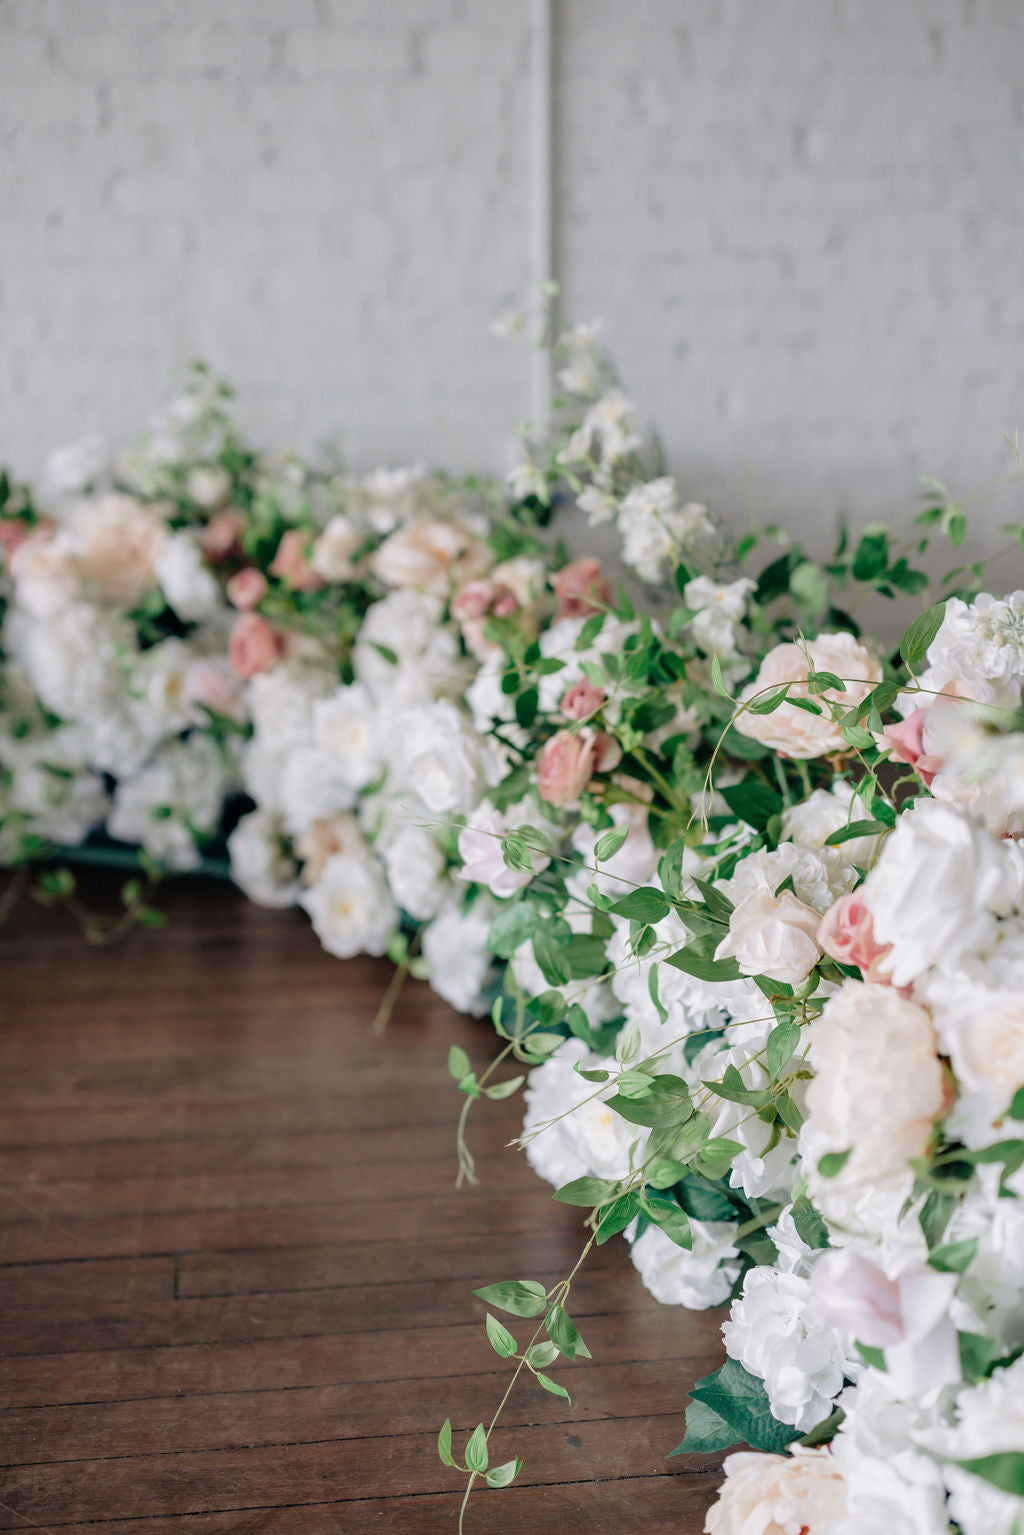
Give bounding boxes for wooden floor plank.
[0,879,723,1531]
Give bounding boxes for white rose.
[354,589,471,705]
[227,810,300,908]
[154,532,222,621]
[186,464,232,510]
[736,633,883,758]
[421,898,496,1015]
[863,801,1023,987]
[715,884,823,985]
[629,1219,741,1310]
[803,982,945,1191]
[397,700,498,815]
[311,515,363,582]
[781,782,882,873]
[381,822,447,921]
[300,852,397,959]
[312,684,381,791]
[705,1448,849,1535]
[521,1038,648,1189]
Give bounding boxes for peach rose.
[228,613,284,679]
[226,567,268,611]
[705,1448,848,1535]
[370,519,491,595]
[202,509,247,562]
[735,633,883,759]
[538,728,620,805]
[311,515,363,582]
[296,812,368,884]
[551,555,611,619]
[70,493,167,604]
[560,679,606,720]
[817,891,891,981]
[269,529,324,593]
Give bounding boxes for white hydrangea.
[912,590,1024,711]
[521,1038,647,1189]
[354,588,470,705]
[629,1219,741,1309]
[936,1357,1024,1535]
[722,1265,849,1432]
[720,839,855,916]
[108,734,234,869]
[829,1373,954,1535]
[684,575,755,659]
[699,1040,802,1200]
[396,699,500,815]
[781,782,883,877]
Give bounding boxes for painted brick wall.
[2,0,1023,548]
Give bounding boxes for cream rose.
[69,493,167,605]
[804,981,946,1188]
[736,632,883,758]
[715,884,823,985]
[311,515,363,582]
[705,1448,848,1535]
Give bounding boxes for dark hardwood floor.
[0,876,724,1532]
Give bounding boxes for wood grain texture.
[0,877,725,1532]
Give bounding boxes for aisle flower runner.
[3,320,1024,1532]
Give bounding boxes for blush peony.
[735,633,883,758]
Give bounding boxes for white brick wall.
[1,0,1022,549]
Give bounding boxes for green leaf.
[791,1201,830,1250]
[485,1075,526,1101]
[824,819,889,846]
[465,1423,489,1474]
[535,1371,570,1400]
[532,927,572,987]
[546,1303,591,1361]
[486,1458,522,1488]
[687,1358,801,1454]
[526,1340,559,1368]
[643,1195,692,1249]
[710,652,730,698]
[448,1045,471,1081]
[929,1238,978,1275]
[806,670,845,696]
[746,684,791,715]
[472,1280,548,1317]
[1009,1085,1024,1121]
[665,945,742,983]
[485,1313,518,1358]
[595,1191,642,1244]
[668,1397,738,1456]
[697,1137,745,1178]
[855,1341,887,1371]
[515,687,539,728]
[437,1417,456,1467]
[765,1019,801,1080]
[900,602,947,669]
[796,1407,845,1448]
[659,840,686,897]
[818,1149,852,1178]
[561,933,609,979]
[958,1330,1000,1383]
[610,887,670,924]
[595,824,630,861]
[720,780,784,832]
[954,1452,1024,1496]
[553,1175,621,1207]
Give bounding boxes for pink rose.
[184,658,246,722]
[561,679,606,720]
[226,567,268,611]
[202,510,247,562]
[269,529,324,593]
[451,580,493,620]
[228,613,284,679]
[811,1250,960,1394]
[0,519,35,563]
[538,728,619,805]
[880,708,942,786]
[492,588,518,618]
[817,892,891,981]
[551,556,611,619]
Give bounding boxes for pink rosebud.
[451,579,494,620]
[226,567,268,611]
[817,892,891,982]
[0,519,35,562]
[551,556,612,619]
[492,589,519,618]
[881,709,941,787]
[561,679,606,720]
[269,529,324,593]
[228,613,284,679]
[202,510,247,562]
[592,731,622,772]
[538,730,597,806]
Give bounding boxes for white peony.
[736,633,883,758]
[39,432,109,502]
[300,852,397,959]
[912,590,1024,711]
[803,982,945,1193]
[829,1372,954,1535]
[154,532,222,621]
[705,1447,849,1535]
[227,810,300,908]
[629,1218,741,1309]
[936,1357,1024,1535]
[722,1266,848,1431]
[862,801,1024,988]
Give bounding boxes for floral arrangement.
[3,321,1024,1534]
